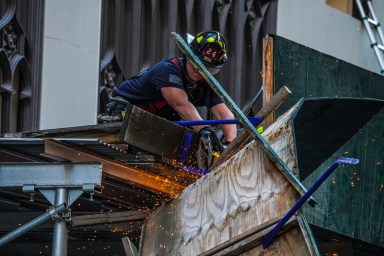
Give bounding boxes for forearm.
[161,87,206,131]
[221,123,237,142]
[211,103,237,142]
[172,101,206,131]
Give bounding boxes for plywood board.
[139,102,316,255]
[294,98,384,179]
[272,34,384,248]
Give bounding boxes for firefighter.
[100,31,237,149]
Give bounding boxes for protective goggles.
[205,65,221,75]
[187,57,221,75]
[194,62,221,75]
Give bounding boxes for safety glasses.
[188,58,221,75]
[205,65,221,75]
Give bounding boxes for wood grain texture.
[239,227,313,256]
[262,36,275,128]
[139,103,316,255]
[199,216,320,256]
[120,103,199,163]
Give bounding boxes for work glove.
[199,126,223,153]
[98,100,128,124]
[221,141,230,151]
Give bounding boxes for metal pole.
[367,0,384,45]
[355,0,384,73]
[52,188,69,256]
[0,203,67,247]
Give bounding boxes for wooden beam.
[71,211,149,228]
[262,35,275,128]
[120,103,199,163]
[44,139,185,197]
[122,237,139,256]
[3,123,122,143]
[297,215,322,256]
[0,240,127,255]
[0,148,41,162]
[199,215,298,256]
[0,212,143,233]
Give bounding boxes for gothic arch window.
[0,1,44,133]
[0,17,30,133]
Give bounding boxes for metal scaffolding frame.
[0,163,103,256]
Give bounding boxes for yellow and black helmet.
[189,31,228,68]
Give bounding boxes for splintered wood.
[139,102,317,255]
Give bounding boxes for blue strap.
[174,117,263,126]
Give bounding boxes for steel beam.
[0,162,102,188]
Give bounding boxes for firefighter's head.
[189,31,228,75]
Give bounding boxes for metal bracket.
[22,184,35,193]
[22,185,36,202]
[48,204,71,223]
[62,208,72,223]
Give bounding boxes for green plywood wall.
[271,35,384,248]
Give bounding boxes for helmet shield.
[189,31,228,69]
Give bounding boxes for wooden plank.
[0,148,41,162]
[122,237,139,256]
[297,214,322,256]
[208,226,312,256]
[263,35,274,128]
[210,86,292,170]
[71,211,149,227]
[120,103,199,164]
[0,212,142,233]
[44,139,186,197]
[139,103,316,255]
[0,240,126,256]
[198,215,297,255]
[2,123,122,143]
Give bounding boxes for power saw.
[196,129,222,170]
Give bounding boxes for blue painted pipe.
[262,157,359,249]
[174,117,263,126]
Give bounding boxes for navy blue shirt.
[112,58,223,108]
